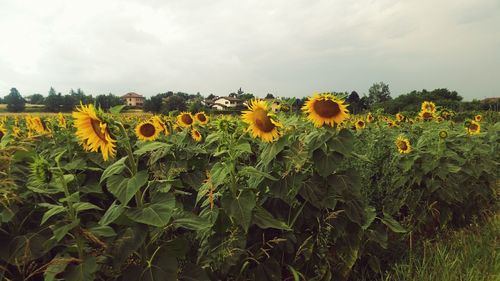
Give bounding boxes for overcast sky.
[0,0,499,100]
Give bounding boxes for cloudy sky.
[0,0,499,100]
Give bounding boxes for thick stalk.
[117,122,142,207]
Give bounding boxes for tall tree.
[368,82,392,106]
[44,87,63,112]
[346,91,361,114]
[29,94,45,104]
[265,93,275,99]
[96,93,124,110]
[5,88,25,112]
[161,95,187,113]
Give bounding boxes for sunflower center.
[254,109,275,133]
[313,99,340,118]
[182,114,193,125]
[469,124,478,131]
[90,119,108,142]
[357,121,364,126]
[140,123,156,137]
[398,141,408,151]
[197,114,206,122]
[0,131,3,140]
[423,112,432,119]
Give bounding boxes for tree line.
[0,87,123,112]
[1,83,497,113]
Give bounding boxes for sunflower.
[466,121,480,135]
[72,103,116,161]
[441,110,450,119]
[395,136,412,154]
[421,101,436,113]
[12,127,21,138]
[194,112,209,125]
[135,120,161,141]
[387,120,397,128]
[419,111,434,121]
[177,112,194,127]
[302,93,349,127]
[436,116,443,123]
[396,113,405,122]
[151,115,169,135]
[191,128,202,142]
[355,120,366,129]
[474,114,482,122]
[366,112,374,123]
[241,99,282,142]
[439,130,448,139]
[0,125,6,142]
[58,113,67,128]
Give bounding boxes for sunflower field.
[0,94,498,281]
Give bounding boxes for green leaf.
[64,256,97,281]
[210,162,229,187]
[362,206,377,230]
[126,193,175,227]
[39,204,66,225]
[173,212,212,231]
[73,202,102,214]
[259,136,288,165]
[134,142,172,156]
[381,212,407,233]
[99,200,124,226]
[327,129,354,156]
[109,104,126,114]
[239,166,278,181]
[253,205,291,230]
[89,225,116,237]
[234,141,252,155]
[221,190,256,232]
[108,170,149,205]
[100,156,128,184]
[52,220,80,242]
[313,149,342,177]
[44,254,72,281]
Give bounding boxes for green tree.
[29,93,45,104]
[161,95,187,114]
[95,94,124,110]
[265,93,275,99]
[368,82,392,106]
[44,87,63,112]
[5,88,25,112]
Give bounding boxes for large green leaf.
[313,149,342,177]
[64,256,97,281]
[328,129,354,156]
[72,202,102,214]
[126,193,175,227]
[210,162,229,187]
[100,156,128,184]
[221,190,256,232]
[134,142,172,156]
[39,203,66,225]
[252,205,291,230]
[99,200,125,226]
[108,170,149,205]
[381,212,407,233]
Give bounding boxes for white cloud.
[0,0,498,99]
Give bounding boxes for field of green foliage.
[0,95,498,281]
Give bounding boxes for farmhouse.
[122,92,145,107]
[207,96,244,110]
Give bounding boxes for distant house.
[207,96,243,110]
[122,92,144,107]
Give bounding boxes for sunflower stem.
[117,122,142,208]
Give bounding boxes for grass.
[379,214,500,281]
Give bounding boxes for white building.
[209,96,243,110]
